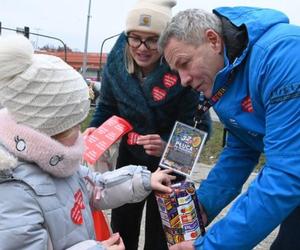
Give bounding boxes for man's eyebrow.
[174,57,184,69]
[175,54,190,67]
[165,52,183,70]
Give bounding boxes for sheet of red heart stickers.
[83,115,133,165]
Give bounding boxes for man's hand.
[169,240,195,250]
[137,134,166,157]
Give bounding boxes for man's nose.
[179,70,192,87]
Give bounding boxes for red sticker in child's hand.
[127,132,140,145]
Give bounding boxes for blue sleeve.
[197,132,259,223]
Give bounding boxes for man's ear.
[205,29,223,54]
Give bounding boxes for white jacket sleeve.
[80,164,152,210]
[66,240,106,250]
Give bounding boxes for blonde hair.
[124,44,136,74]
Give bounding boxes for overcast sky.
[1,0,300,53]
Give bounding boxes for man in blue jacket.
[158,7,300,250]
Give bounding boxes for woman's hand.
[137,134,166,157]
[151,168,176,193]
[101,233,125,250]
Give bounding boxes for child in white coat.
[0,35,174,250]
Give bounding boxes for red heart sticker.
[127,132,140,145]
[163,73,178,88]
[241,96,254,112]
[71,203,83,224]
[71,190,85,224]
[152,87,167,101]
[74,189,85,209]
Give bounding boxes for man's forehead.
[164,39,189,67]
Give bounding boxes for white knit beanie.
[0,35,90,136]
[126,0,177,35]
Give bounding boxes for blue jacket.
[196,7,300,249]
[90,33,211,164]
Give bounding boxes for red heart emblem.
[71,203,83,224]
[241,96,254,112]
[127,132,140,145]
[71,190,85,224]
[152,87,167,101]
[74,189,85,209]
[163,73,178,88]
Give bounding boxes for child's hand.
[101,233,125,250]
[83,127,96,141]
[151,168,176,193]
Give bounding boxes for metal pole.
[82,0,92,79]
[97,33,121,81]
[1,26,68,62]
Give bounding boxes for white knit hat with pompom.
[0,35,90,136]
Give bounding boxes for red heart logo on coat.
[152,87,167,101]
[74,189,85,209]
[71,189,85,225]
[241,96,254,112]
[163,73,178,88]
[71,203,83,224]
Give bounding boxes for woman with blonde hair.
[89,0,212,249]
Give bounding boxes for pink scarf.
[0,109,84,177]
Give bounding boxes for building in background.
[37,50,107,81]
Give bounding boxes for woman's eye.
[132,37,140,42]
[148,39,158,44]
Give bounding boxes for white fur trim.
[0,146,17,170]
